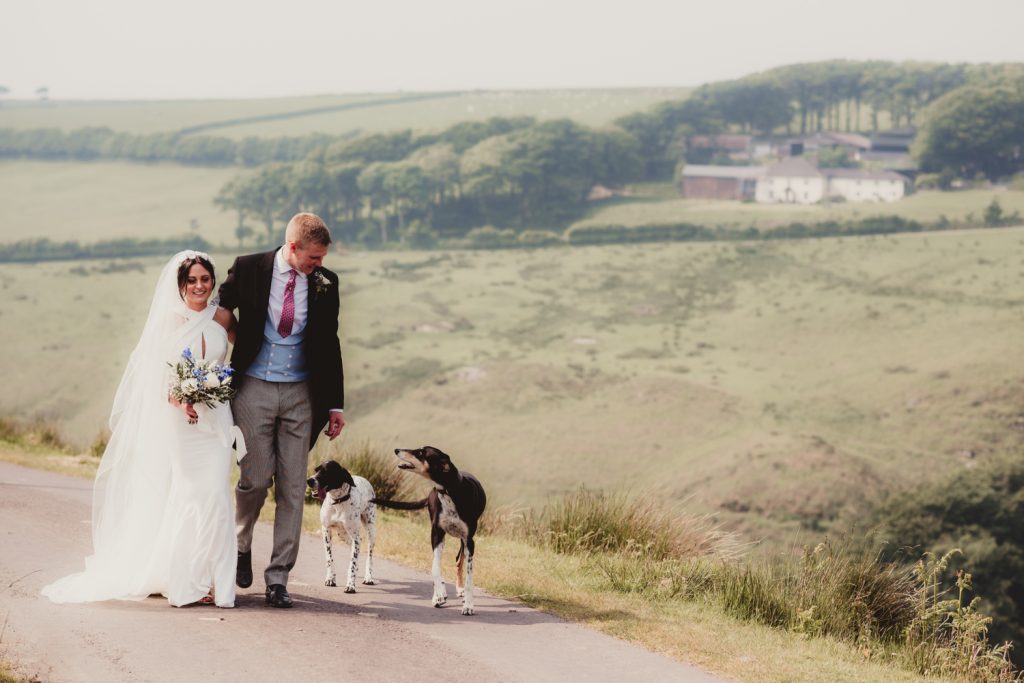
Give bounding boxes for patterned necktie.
[277,269,297,338]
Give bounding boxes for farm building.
[754,157,907,204]
[681,165,764,200]
[683,158,908,203]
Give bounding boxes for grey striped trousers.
[232,376,312,588]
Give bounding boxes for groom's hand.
[325,411,345,440]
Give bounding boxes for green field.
[4,159,1022,248]
[0,88,690,137]
[576,185,1024,230]
[0,161,244,244]
[6,227,1022,542]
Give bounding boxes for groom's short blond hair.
[285,213,332,248]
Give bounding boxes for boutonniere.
[312,270,331,297]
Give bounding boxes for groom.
[218,212,345,608]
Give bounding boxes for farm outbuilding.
[754,157,908,204]
[680,165,764,200]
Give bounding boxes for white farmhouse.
[755,157,907,204]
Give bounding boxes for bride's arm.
[214,306,237,344]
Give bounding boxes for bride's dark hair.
[176,254,216,295]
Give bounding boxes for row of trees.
[617,61,1024,179]
[0,127,340,166]
[0,235,211,263]
[215,118,643,245]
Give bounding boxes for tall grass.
[901,550,1017,681]
[522,487,737,561]
[324,439,414,502]
[499,487,1018,680]
[0,417,69,452]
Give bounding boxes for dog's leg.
[344,515,360,593]
[323,527,337,587]
[461,537,475,616]
[431,528,447,607]
[455,540,466,598]
[361,505,377,585]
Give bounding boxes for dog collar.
[330,492,351,505]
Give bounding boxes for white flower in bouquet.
[183,378,199,393]
[205,373,221,387]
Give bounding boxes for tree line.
[0,127,339,166]
[214,117,643,246]
[0,235,212,263]
[2,60,1022,245]
[616,60,1024,179]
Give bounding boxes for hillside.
[0,88,689,136]
[5,226,1022,542]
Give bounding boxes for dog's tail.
[371,496,429,511]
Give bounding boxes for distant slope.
[176,91,464,136]
[0,88,690,138]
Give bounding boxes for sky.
[3,0,1023,100]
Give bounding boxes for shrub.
[517,229,562,247]
[402,220,438,248]
[466,226,517,249]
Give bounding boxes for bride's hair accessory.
[178,250,214,267]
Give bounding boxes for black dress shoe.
[236,551,253,588]
[265,584,293,608]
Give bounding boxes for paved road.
[0,462,723,683]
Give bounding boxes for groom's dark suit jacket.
[218,249,344,449]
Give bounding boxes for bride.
[43,251,242,608]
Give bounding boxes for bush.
[517,229,562,247]
[465,226,517,249]
[402,220,439,248]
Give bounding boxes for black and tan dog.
[372,447,487,615]
[307,461,377,593]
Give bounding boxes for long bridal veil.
[43,251,216,603]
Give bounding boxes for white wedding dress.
[152,318,237,607]
[43,252,239,609]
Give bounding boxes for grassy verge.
[4,432,1016,682]
[0,658,37,683]
[301,444,1017,682]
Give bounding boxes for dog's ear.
[339,467,356,488]
[438,453,452,473]
[314,463,325,473]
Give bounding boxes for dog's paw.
[362,579,376,586]
[461,606,475,616]
[324,578,336,587]
[456,588,465,598]
[344,585,357,594]
[432,596,447,608]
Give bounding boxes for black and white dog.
[307,461,378,593]
[373,447,487,615]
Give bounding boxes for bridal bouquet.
[168,348,236,408]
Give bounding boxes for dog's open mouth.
[312,486,327,502]
[397,463,413,470]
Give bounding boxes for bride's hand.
[169,396,199,423]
